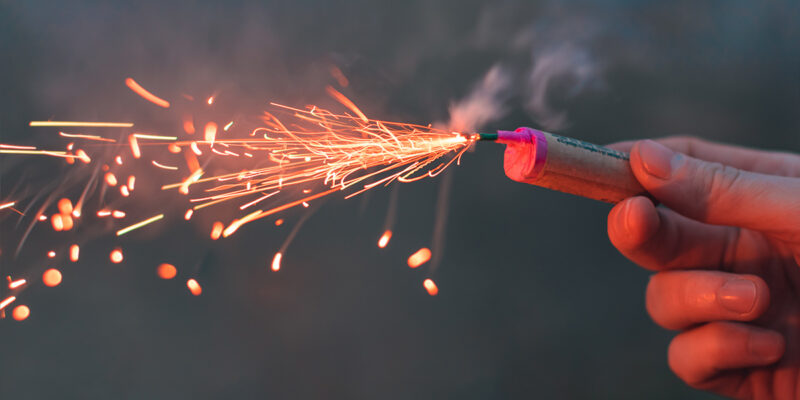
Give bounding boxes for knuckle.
[699,161,742,205]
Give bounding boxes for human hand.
[606,137,800,399]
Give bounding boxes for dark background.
[1,0,798,398]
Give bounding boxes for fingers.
[608,136,800,177]
[628,140,800,240]
[646,271,769,330]
[608,196,738,271]
[668,322,784,389]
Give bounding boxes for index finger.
[608,136,800,177]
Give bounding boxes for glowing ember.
[204,122,217,147]
[408,248,432,268]
[207,96,214,105]
[12,305,30,321]
[423,278,438,296]
[210,222,224,240]
[183,116,195,134]
[125,77,170,108]
[116,214,164,236]
[378,230,392,248]
[184,209,194,220]
[57,198,73,215]
[0,201,16,211]
[0,296,16,311]
[69,244,80,262]
[42,268,62,287]
[271,252,282,271]
[112,210,126,218]
[105,172,118,186]
[157,263,177,280]
[29,121,133,128]
[8,279,26,290]
[110,249,124,263]
[128,134,141,159]
[186,278,202,295]
[47,250,56,258]
[120,185,130,197]
[51,214,64,231]
[275,219,284,226]
[127,175,136,191]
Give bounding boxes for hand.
[606,137,800,399]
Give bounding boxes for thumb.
[630,140,800,240]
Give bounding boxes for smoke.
[447,64,512,132]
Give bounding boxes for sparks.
[423,279,439,296]
[125,77,170,108]
[29,121,134,128]
[0,201,16,211]
[157,263,177,280]
[271,252,282,271]
[377,230,392,248]
[12,305,29,321]
[116,214,164,236]
[186,278,202,295]
[70,244,80,262]
[0,296,16,311]
[42,269,62,287]
[408,248,432,268]
[151,160,178,170]
[8,279,26,290]
[110,248,124,263]
[210,221,224,240]
[58,131,116,142]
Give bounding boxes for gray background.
[0,0,798,398]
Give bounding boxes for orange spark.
[47,250,56,258]
[42,268,62,287]
[116,214,164,236]
[0,296,16,311]
[408,248,432,268]
[184,209,194,220]
[377,230,392,248]
[38,214,48,221]
[120,185,130,197]
[210,221,224,240]
[157,263,177,280]
[152,160,178,170]
[183,116,195,134]
[329,65,350,87]
[271,252,282,271]
[29,121,133,128]
[0,201,16,211]
[57,198,73,215]
[8,279,26,290]
[105,172,118,186]
[110,248,124,263]
[423,279,438,296]
[112,210,126,218]
[115,155,123,165]
[275,219,284,226]
[223,121,234,131]
[97,209,112,217]
[128,134,141,159]
[125,77,170,108]
[70,244,80,262]
[12,305,29,321]
[207,96,214,105]
[186,279,202,295]
[75,149,92,163]
[325,86,368,122]
[58,131,116,142]
[62,214,74,230]
[51,214,64,231]
[204,122,217,147]
[127,175,136,191]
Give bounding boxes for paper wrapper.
[499,127,646,203]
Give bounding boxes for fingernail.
[621,199,634,235]
[637,140,680,179]
[718,279,757,313]
[748,331,784,361]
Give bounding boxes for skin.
[605,137,800,399]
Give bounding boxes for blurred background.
[0,0,798,398]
